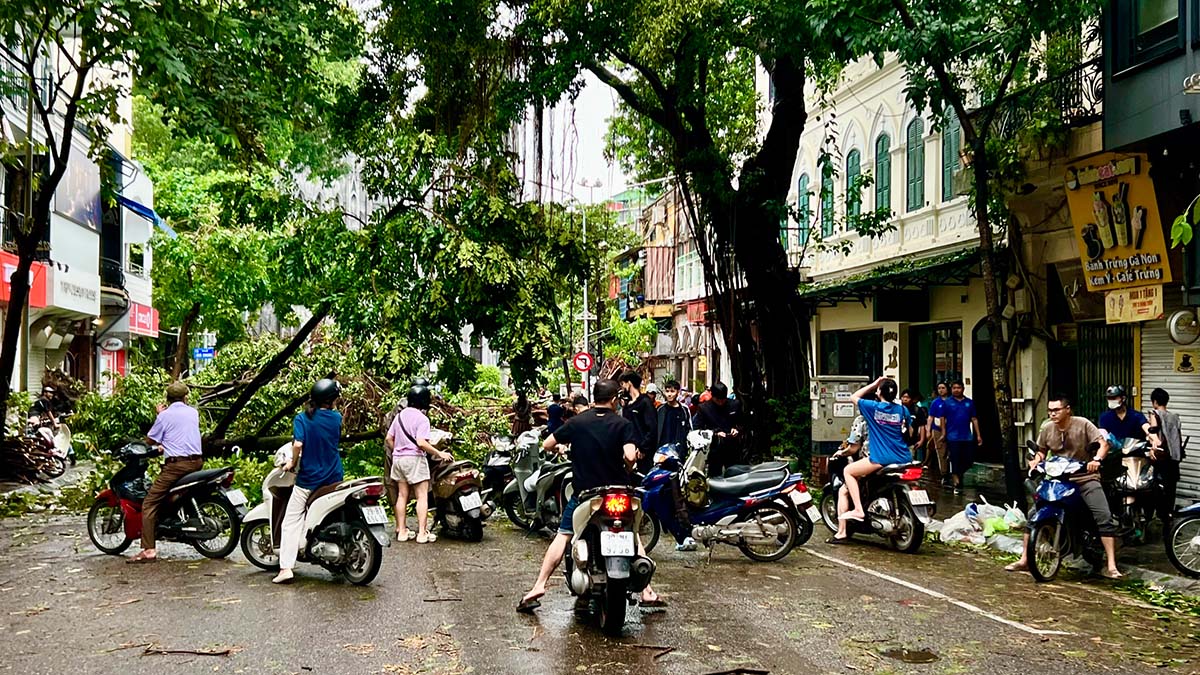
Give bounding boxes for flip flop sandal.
[826,537,853,545]
[1004,562,1027,572]
[126,554,158,564]
[1101,569,1124,579]
[639,597,668,608]
[397,531,415,541]
[838,512,865,522]
[417,532,437,543]
[515,595,543,613]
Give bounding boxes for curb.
[1122,563,1200,595]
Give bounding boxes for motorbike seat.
[722,461,790,477]
[879,461,921,475]
[305,477,380,507]
[707,469,788,497]
[171,467,230,491]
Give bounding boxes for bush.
[72,365,171,454]
[469,364,508,398]
[768,393,813,470]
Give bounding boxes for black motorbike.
[819,454,932,553]
[482,435,515,515]
[1107,436,1159,545]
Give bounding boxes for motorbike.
[818,453,932,553]
[1165,499,1200,578]
[563,485,657,635]
[481,435,515,515]
[240,444,389,585]
[642,440,813,561]
[1107,436,1159,545]
[27,412,75,472]
[424,433,490,541]
[1024,441,1106,582]
[86,441,246,558]
[502,427,574,533]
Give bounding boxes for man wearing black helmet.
[274,378,345,583]
[386,382,452,544]
[1098,385,1149,443]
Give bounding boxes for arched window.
[941,110,962,201]
[906,118,925,212]
[820,163,834,237]
[845,149,861,221]
[874,134,891,216]
[797,173,811,245]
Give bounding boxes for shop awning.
[117,195,176,238]
[797,247,981,305]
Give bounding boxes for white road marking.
[801,548,1073,636]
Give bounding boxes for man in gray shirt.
[1148,388,1184,522]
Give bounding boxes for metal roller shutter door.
[1141,307,1200,504]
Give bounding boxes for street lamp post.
[580,178,601,396]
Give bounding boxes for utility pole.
[19,50,35,392]
[579,178,601,395]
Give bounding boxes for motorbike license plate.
[805,505,821,523]
[459,492,483,511]
[600,531,635,556]
[789,491,812,506]
[907,490,932,506]
[362,505,388,525]
[225,489,247,506]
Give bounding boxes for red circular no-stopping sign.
[572,351,594,373]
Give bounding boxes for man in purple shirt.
[127,381,203,563]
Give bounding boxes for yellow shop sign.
[1064,152,1172,292]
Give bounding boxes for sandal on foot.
[397,531,415,542]
[272,570,295,584]
[838,511,865,522]
[639,596,668,608]
[126,553,157,564]
[826,537,853,545]
[1004,562,1028,572]
[1101,569,1124,579]
[416,532,437,544]
[516,593,543,613]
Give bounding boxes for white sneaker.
[675,537,697,552]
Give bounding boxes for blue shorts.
[558,495,580,535]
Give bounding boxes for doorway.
[908,323,963,399]
[819,329,882,377]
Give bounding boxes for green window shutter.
[906,118,925,212]
[845,149,861,222]
[875,134,891,216]
[820,165,834,237]
[942,111,961,202]
[798,174,810,245]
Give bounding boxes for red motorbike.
[86,441,247,558]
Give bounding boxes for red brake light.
[362,484,384,497]
[221,472,235,487]
[603,494,631,517]
[900,467,923,481]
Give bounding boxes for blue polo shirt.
[929,397,946,432]
[942,396,977,442]
[1098,408,1148,442]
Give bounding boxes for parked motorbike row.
[0,414,76,484]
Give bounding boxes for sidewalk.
[919,468,1200,595]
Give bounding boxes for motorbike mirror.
[1024,439,1039,457]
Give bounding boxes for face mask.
[1107,399,1121,410]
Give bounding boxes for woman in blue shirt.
[830,376,911,543]
[273,378,345,584]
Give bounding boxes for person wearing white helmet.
[645,382,661,408]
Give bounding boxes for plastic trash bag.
[1003,502,1027,530]
[939,510,984,544]
[987,534,1024,555]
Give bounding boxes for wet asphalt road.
[1,513,1198,675]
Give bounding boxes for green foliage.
[72,365,172,453]
[469,365,509,398]
[207,453,273,505]
[436,394,511,466]
[603,309,658,366]
[1114,580,1200,617]
[767,394,813,469]
[1171,195,1200,248]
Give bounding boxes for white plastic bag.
[987,533,1024,554]
[1003,501,1027,530]
[939,509,984,544]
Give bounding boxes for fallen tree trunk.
[203,429,382,457]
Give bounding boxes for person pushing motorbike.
[1005,394,1122,579]
[516,379,664,613]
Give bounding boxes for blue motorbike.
[1026,442,1106,582]
[640,442,814,562]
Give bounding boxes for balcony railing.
[100,257,125,290]
[991,56,1104,141]
[0,49,51,112]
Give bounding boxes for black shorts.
[947,440,975,476]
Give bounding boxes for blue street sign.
[193,347,215,360]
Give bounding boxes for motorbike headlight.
[1045,462,1065,478]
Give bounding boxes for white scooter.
[240,444,390,585]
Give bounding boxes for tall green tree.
[879,0,1102,502]
[0,0,360,433]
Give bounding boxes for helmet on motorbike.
[408,384,432,410]
[1105,385,1126,399]
[310,378,341,406]
[412,377,431,388]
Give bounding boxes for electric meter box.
[811,376,870,443]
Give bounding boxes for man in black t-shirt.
[693,382,744,476]
[517,379,664,612]
[619,370,658,473]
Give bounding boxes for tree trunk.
[972,145,1024,507]
[205,429,381,457]
[171,301,202,380]
[0,255,35,436]
[208,304,330,439]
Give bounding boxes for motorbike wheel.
[889,498,925,554]
[638,513,661,553]
[192,498,240,559]
[342,522,384,586]
[818,490,839,534]
[1028,521,1064,582]
[503,491,533,531]
[793,506,816,546]
[1165,515,1200,578]
[737,502,798,562]
[87,500,132,555]
[463,518,485,542]
[240,520,280,571]
[40,454,66,479]
[599,580,629,636]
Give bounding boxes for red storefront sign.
[129,302,159,337]
[0,251,48,308]
[686,300,708,324]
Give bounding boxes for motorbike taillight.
[221,471,235,487]
[602,493,631,517]
[454,471,478,483]
[352,484,385,501]
[899,467,923,481]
